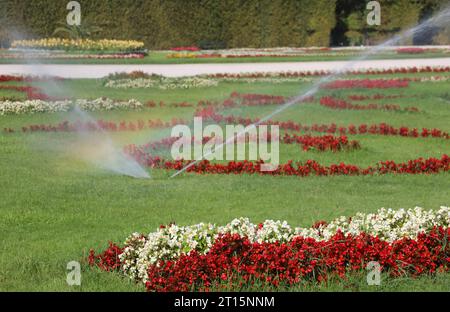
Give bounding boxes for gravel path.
[1,58,449,78]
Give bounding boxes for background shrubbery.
[0,0,449,49]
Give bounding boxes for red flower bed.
[227,92,288,106]
[89,227,450,292]
[124,145,449,177]
[0,75,64,100]
[319,96,419,112]
[0,75,64,82]
[147,228,450,291]
[0,85,54,100]
[282,133,360,151]
[0,75,25,82]
[396,48,426,54]
[197,109,449,139]
[88,242,123,272]
[130,133,356,153]
[14,110,449,141]
[322,79,410,89]
[19,118,189,133]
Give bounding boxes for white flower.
[0,98,143,115]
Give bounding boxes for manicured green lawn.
[0,73,449,291]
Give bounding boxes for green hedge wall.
[0,0,336,48]
[0,0,448,49]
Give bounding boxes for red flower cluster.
[396,48,426,54]
[282,133,361,151]
[137,133,356,153]
[140,136,225,151]
[322,79,410,89]
[124,145,449,177]
[319,96,419,112]
[0,85,55,100]
[88,242,123,272]
[0,75,25,82]
[144,228,450,291]
[226,92,287,107]
[0,75,64,82]
[19,118,188,133]
[0,75,64,100]
[197,109,449,139]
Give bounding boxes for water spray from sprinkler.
[170,5,450,178]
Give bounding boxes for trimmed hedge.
[0,0,448,49]
[1,0,336,49]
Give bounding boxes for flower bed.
[0,75,64,83]
[14,114,449,142]
[170,46,200,52]
[347,94,407,101]
[0,52,146,59]
[322,79,410,89]
[124,146,449,176]
[197,109,449,139]
[319,96,419,112]
[0,98,143,115]
[88,206,450,291]
[104,76,218,90]
[396,48,426,54]
[0,85,53,100]
[206,66,450,78]
[11,38,144,52]
[282,134,360,151]
[17,118,188,133]
[0,75,66,101]
[165,47,375,59]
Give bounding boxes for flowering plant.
[320,96,419,112]
[0,98,143,115]
[88,206,450,290]
[104,77,218,90]
[11,38,144,52]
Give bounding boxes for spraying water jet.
[171,5,450,178]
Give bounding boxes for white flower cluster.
[210,47,364,58]
[117,206,450,283]
[0,98,143,115]
[105,77,218,90]
[120,223,217,282]
[297,206,450,242]
[418,76,450,82]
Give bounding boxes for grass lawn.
[0,50,449,64]
[0,72,449,291]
